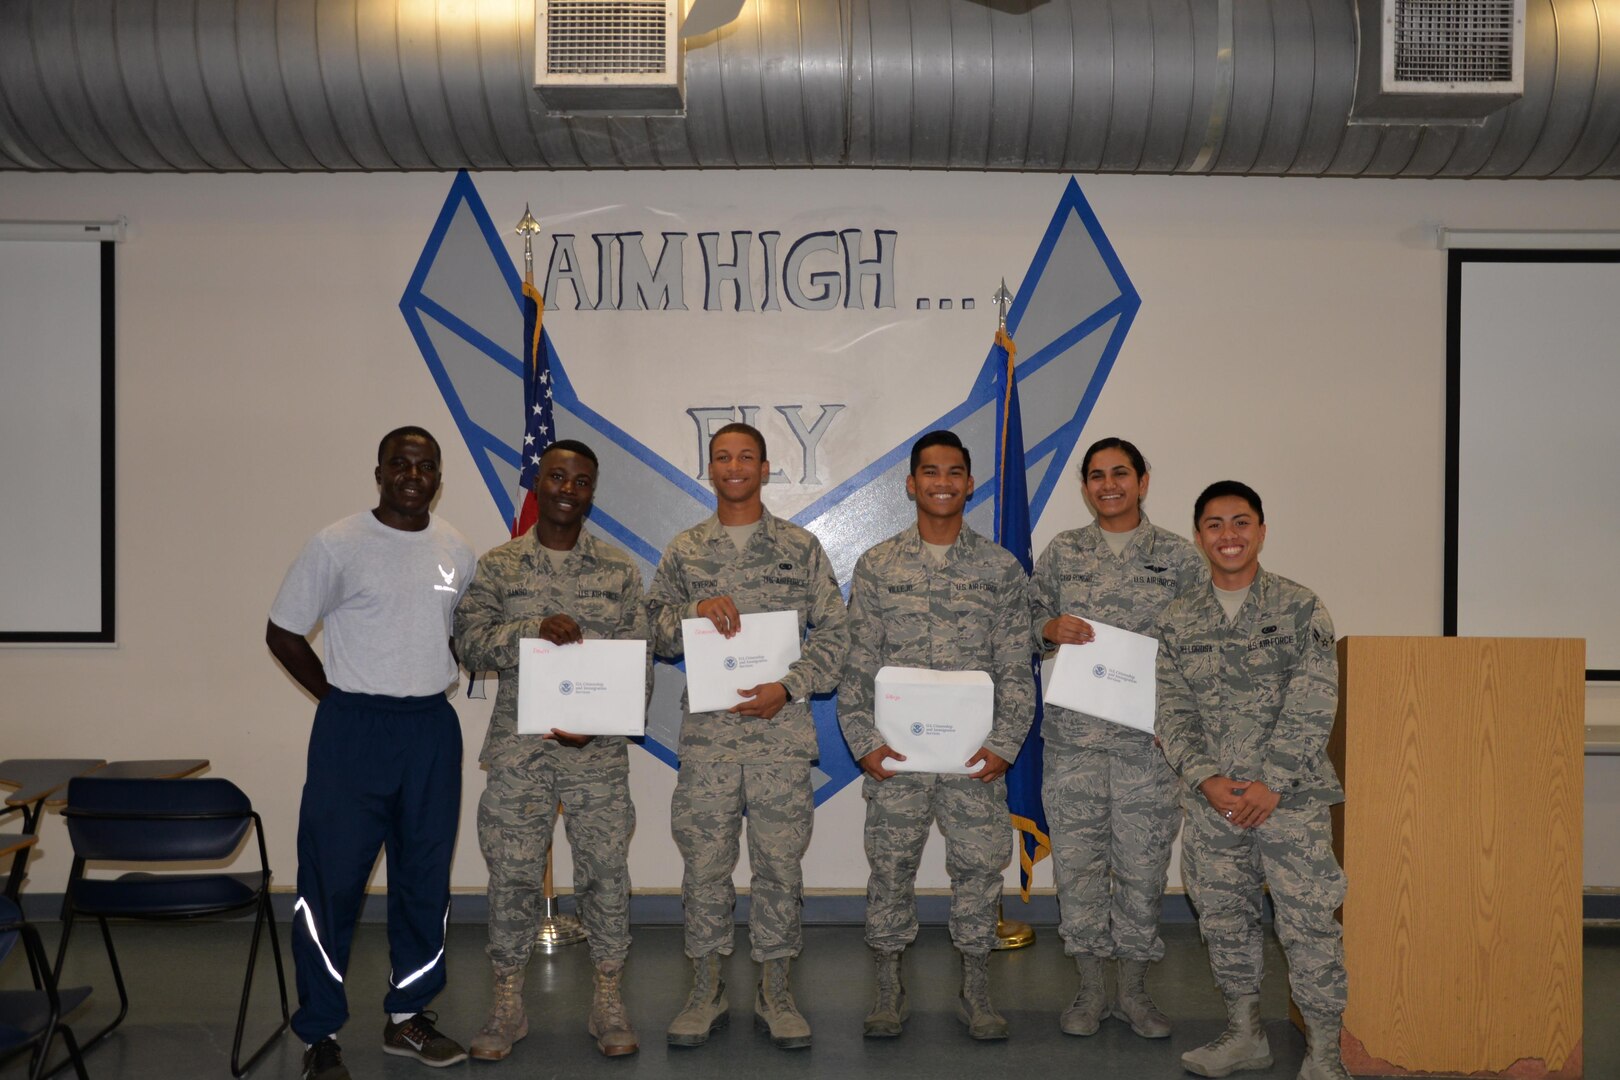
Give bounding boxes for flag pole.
[992,275,1036,952]
[515,204,587,953]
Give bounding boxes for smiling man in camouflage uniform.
[839,429,1035,1041]
[1156,480,1349,1080]
[454,439,650,1061]
[647,421,848,1051]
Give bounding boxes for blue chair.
[0,897,91,1079]
[54,778,289,1077]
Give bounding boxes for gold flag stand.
[995,901,1035,950]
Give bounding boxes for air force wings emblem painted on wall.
[400,172,1139,806]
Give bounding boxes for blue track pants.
[289,689,462,1044]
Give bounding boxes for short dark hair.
[541,439,599,468]
[910,429,970,475]
[377,426,441,464]
[708,422,766,460]
[1194,480,1265,526]
[1080,436,1147,479]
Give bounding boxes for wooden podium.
[1332,637,1584,1078]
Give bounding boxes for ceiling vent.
[533,0,683,116]
[1352,0,1524,123]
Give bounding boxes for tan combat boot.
[754,957,811,1049]
[862,950,907,1038]
[587,959,639,1057]
[1181,993,1273,1078]
[666,954,729,1046]
[468,963,528,1061]
[1060,954,1107,1036]
[1297,1013,1351,1080]
[1111,958,1172,1038]
[956,951,1009,1040]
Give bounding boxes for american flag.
[512,279,552,537]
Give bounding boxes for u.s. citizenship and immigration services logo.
[558,680,574,696]
[401,172,1139,806]
[723,657,738,671]
[1093,664,1108,679]
[910,722,924,736]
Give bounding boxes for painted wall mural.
[400,172,1139,805]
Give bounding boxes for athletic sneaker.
[301,1038,351,1080]
[382,1012,470,1067]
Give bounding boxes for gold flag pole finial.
[516,204,541,286]
[993,277,1013,333]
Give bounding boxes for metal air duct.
[0,0,1615,176]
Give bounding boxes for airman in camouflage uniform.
[1156,480,1349,1080]
[1030,438,1205,1039]
[647,423,848,1051]
[454,441,651,1060]
[839,431,1034,1041]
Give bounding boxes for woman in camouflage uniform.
[1030,437,1205,1039]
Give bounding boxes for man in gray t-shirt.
[267,426,475,1080]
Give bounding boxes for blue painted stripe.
[398,302,519,529]
[547,339,718,509]
[580,502,663,567]
[413,294,525,378]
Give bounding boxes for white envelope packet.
[873,666,994,774]
[681,609,802,714]
[1045,618,1159,733]
[517,638,648,736]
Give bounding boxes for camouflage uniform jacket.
[840,523,1036,764]
[454,527,650,767]
[647,507,848,763]
[1031,515,1206,742]
[1155,568,1343,807]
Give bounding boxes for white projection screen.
[0,238,115,643]
[1447,250,1620,679]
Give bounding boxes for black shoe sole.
[667,1011,728,1047]
[753,1013,811,1049]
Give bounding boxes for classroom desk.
[0,833,38,861]
[0,759,105,900]
[44,759,210,804]
[0,760,107,825]
[0,758,210,899]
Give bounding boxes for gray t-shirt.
[1101,523,1140,557]
[1215,583,1251,624]
[723,521,761,553]
[270,511,476,697]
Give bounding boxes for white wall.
[1,170,1616,897]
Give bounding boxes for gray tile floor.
[4,920,1616,1079]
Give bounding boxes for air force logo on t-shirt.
[434,564,457,593]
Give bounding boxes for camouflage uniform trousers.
[671,759,813,962]
[863,772,1011,955]
[1181,793,1348,1017]
[479,743,634,969]
[1044,726,1180,962]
